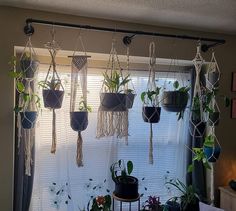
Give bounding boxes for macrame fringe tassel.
[24,129,34,176]
[51,109,57,154]
[149,123,154,164]
[96,109,128,140]
[76,131,83,167]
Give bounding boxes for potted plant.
[125,88,136,109]
[164,198,180,211]
[15,89,40,129]
[165,179,199,211]
[141,87,161,123]
[89,195,111,211]
[39,78,64,109]
[142,195,162,211]
[100,71,131,111]
[110,159,138,199]
[70,98,92,132]
[162,80,190,120]
[203,135,221,163]
[20,52,39,79]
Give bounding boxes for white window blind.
[30,64,191,211]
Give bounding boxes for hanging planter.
[39,29,64,154]
[124,46,136,109]
[141,42,161,164]
[69,35,91,167]
[20,111,38,129]
[208,111,220,126]
[162,79,190,121]
[205,52,220,90]
[110,160,139,199]
[203,134,221,163]
[96,40,130,140]
[189,44,206,138]
[19,37,39,79]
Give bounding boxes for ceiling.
[1,0,236,34]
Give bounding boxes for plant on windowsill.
[110,159,139,199]
[162,80,190,121]
[141,87,161,123]
[100,71,131,111]
[165,179,199,211]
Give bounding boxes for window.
[30,59,190,211]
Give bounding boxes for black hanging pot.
[142,106,161,123]
[165,201,180,211]
[208,112,220,126]
[114,176,139,199]
[20,111,38,129]
[229,180,236,191]
[70,111,88,132]
[42,89,64,109]
[206,72,220,89]
[204,146,221,162]
[162,91,188,112]
[100,93,127,111]
[20,59,39,78]
[126,93,136,109]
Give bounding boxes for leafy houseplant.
[70,98,92,132]
[100,71,131,111]
[142,195,162,211]
[110,160,138,199]
[203,135,221,163]
[141,87,161,123]
[16,91,40,129]
[162,80,190,121]
[39,78,64,109]
[165,179,199,211]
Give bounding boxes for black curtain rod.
[24,18,225,51]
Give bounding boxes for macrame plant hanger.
[69,34,91,167]
[189,43,206,138]
[125,46,136,109]
[142,42,161,164]
[96,39,128,141]
[17,36,39,176]
[42,27,64,154]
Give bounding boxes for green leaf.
[141,92,146,102]
[173,81,179,90]
[16,81,25,93]
[127,160,133,175]
[187,164,193,173]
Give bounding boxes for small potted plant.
[164,198,180,211]
[165,179,199,211]
[70,98,92,132]
[141,87,161,123]
[110,159,138,199]
[203,135,221,163]
[90,195,111,211]
[20,52,39,79]
[142,195,162,211]
[162,81,190,120]
[100,71,131,111]
[39,78,64,109]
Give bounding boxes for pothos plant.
[141,87,161,106]
[78,97,92,112]
[173,80,190,120]
[187,135,215,173]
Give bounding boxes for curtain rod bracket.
[123,34,136,46]
[24,23,35,36]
